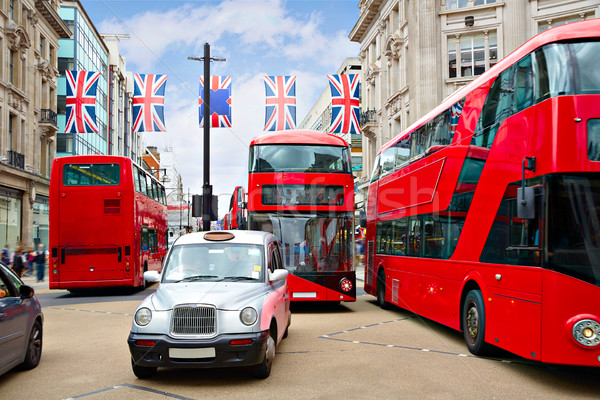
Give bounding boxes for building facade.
[56,0,109,156]
[349,0,600,199]
[0,0,70,250]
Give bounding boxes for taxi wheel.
[252,331,275,379]
[131,359,157,379]
[21,320,42,370]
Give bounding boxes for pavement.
[20,265,51,294]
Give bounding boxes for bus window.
[395,138,411,167]
[63,163,120,186]
[514,55,534,112]
[141,228,149,252]
[533,43,574,102]
[370,154,382,183]
[136,168,147,196]
[145,174,154,199]
[380,147,396,176]
[571,41,600,94]
[407,217,421,257]
[133,167,141,193]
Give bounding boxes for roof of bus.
[54,155,132,164]
[249,130,349,147]
[379,18,600,154]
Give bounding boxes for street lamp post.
[188,43,226,231]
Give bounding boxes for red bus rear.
[226,186,246,229]
[247,130,356,302]
[365,19,600,367]
[49,155,167,289]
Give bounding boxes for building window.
[9,50,15,84]
[448,31,497,79]
[40,35,45,57]
[446,0,468,10]
[9,0,14,20]
[58,57,74,76]
[474,0,496,5]
[538,14,587,33]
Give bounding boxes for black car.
[0,262,43,376]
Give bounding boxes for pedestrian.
[10,245,25,277]
[26,247,35,276]
[35,244,47,282]
[1,244,10,265]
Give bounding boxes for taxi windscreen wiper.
[177,275,220,282]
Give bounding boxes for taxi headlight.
[240,307,258,326]
[572,319,600,347]
[135,307,152,326]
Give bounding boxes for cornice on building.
[349,0,384,43]
[35,0,72,38]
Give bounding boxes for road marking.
[318,318,541,366]
[63,383,195,400]
[49,307,133,316]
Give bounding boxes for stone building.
[0,0,70,249]
[349,0,600,199]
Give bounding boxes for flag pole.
[188,44,226,231]
[202,43,211,232]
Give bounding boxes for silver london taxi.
[128,230,290,379]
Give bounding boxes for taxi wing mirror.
[143,270,161,283]
[269,269,288,282]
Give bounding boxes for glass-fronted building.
[56,3,109,156]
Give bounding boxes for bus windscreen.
[62,163,120,186]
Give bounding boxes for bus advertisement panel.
[49,155,167,290]
[365,19,600,367]
[247,130,356,302]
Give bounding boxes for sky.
[80,0,361,216]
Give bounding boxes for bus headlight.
[135,308,152,326]
[572,319,600,347]
[240,307,258,326]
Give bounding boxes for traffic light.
[191,194,218,221]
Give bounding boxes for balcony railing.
[39,108,58,126]
[8,150,25,170]
[360,109,377,126]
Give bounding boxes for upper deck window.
[250,145,350,174]
[63,163,120,186]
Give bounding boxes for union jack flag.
[132,74,168,133]
[264,75,296,131]
[328,74,360,135]
[199,76,231,128]
[65,70,101,134]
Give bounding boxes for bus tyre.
[131,359,157,379]
[252,330,275,379]
[377,270,390,309]
[462,290,491,356]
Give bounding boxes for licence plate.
[169,347,216,359]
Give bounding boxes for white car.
[128,230,290,379]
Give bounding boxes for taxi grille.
[171,305,216,336]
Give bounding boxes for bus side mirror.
[517,187,535,220]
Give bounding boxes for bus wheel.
[376,270,390,309]
[462,290,491,356]
[141,264,148,289]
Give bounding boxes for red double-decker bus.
[225,185,246,229]
[49,155,167,290]
[247,130,356,302]
[365,19,600,367]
